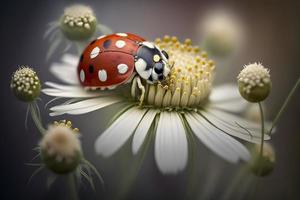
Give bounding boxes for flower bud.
[238,63,271,102]
[10,66,41,102]
[59,4,97,41]
[40,120,82,174]
[248,143,275,177]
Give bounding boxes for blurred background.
[1,0,299,199]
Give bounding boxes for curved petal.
[42,82,103,98]
[155,112,188,174]
[49,96,122,116]
[95,107,148,157]
[208,99,247,113]
[200,108,270,143]
[209,84,247,113]
[209,84,241,102]
[186,113,250,163]
[61,54,78,66]
[50,63,79,85]
[132,109,158,154]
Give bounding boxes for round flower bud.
[59,4,97,41]
[40,121,82,174]
[248,143,275,177]
[10,66,41,102]
[237,63,271,102]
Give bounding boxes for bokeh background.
[1,0,299,199]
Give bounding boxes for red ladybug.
[77,33,170,104]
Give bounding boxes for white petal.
[209,84,241,102]
[186,113,250,163]
[132,109,158,154]
[61,54,78,66]
[155,112,188,174]
[95,107,148,157]
[50,63,79,85]
[42,82,103,98]
[208,99,247,113]
[200,108,270,143]
[49,96,122,115]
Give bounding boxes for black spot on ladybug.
[158,74,164,81]
[103,40,112,49]
[148,75,153,82]
[89,65,94,74]
[80,54,84,62]
[90,39,97,45]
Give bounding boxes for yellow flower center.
[133,36,216,109]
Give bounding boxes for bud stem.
[268,77,300,135]
[29,103,46,135]
[67,174,79,200]
[258,102,265,159]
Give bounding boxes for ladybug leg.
[136,76,145,106]
[131,76,137,99]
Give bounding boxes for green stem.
[258,102,265,159]
[115,116,156,200]
[268,77,300,135]
[223,167,246,200]
[29,103,46,135]
[67,174,79,200]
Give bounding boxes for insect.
[77,33,171,105]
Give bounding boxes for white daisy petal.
[209,84,242,102]
[42,82,103,98]
[49,96,122,115]
[95,107,148,157]
[132,109,158,154]
[201,109,270,143]
[50,63,79,85]
[42,89,101,98]
[186,113,250,162]
[44,82,81,91]
[61,54,79,66]
[155,112,188,174]
[208,99,247,113]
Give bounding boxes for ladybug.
[77,33,170,105]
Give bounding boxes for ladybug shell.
[78,33,145,88]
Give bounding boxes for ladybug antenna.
[169,61,175,70]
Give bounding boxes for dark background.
[1,0,300,199]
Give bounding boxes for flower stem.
[29,103,46,135]
[258,102,265,159]
[268,77,300,135]
[67,173,79,200]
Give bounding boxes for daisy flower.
[44,4,113,59]
[43,36,270,174]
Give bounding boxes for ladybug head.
[135,41,170,84]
